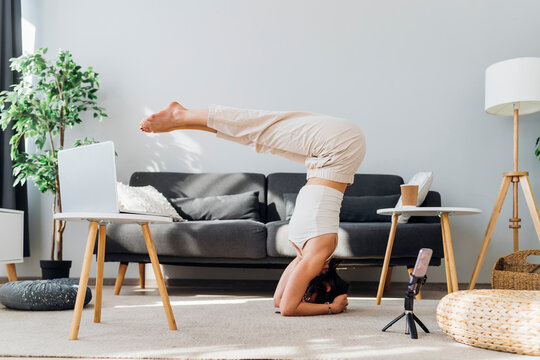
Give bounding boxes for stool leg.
[6,264,17,282]
[94,225,107,323]
[140,224,177,330]
[384,266,393,292]
[440,217,453,293]
[139,263,146,289]
[441,213,459,292]
[376,214,398,305]
[69,221,99,340]
[114,263,128,295]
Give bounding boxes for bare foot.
[140,102,188,133]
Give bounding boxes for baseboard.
[0,276,492,290]
[165,279,492,291]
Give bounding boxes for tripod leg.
[519,175,540,242]
[469,176,511,289]
[382,312,406,332]
[406,313,418,339]
[412,313,430,333]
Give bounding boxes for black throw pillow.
[283,193,400,222]
[169,191,260,221]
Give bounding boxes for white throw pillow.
[395,171,434,223]
[117,182,185,221]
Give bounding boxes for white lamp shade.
[485,57,540,116]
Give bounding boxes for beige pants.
[207,105,366,185]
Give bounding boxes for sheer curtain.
[1,0,30,257]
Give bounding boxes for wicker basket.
[436,290,540,356]
[491,249,540,290]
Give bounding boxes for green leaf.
[0,46,108,202]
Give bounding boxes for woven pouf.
[0,278,92,311]
[436,289,540,356]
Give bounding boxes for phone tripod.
[382,275,430,339]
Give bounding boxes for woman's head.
[302,259,349,304]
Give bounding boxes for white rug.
[0,288,533,359]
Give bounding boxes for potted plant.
[0,48,107,279]
[536,137,539,160]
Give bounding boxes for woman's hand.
[331,294,349,313]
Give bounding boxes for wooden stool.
[54,213,176,340]
[375,207,481,305]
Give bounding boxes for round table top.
[53,212,173,224]
[376,207,482,216]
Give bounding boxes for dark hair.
[302,259,349,304]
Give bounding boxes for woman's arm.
[273,256,300,307]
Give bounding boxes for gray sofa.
[104,172,443,286]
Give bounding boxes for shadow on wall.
[141,134,202,173]
[137,105,202,173]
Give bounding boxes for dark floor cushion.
[0,278,92,311]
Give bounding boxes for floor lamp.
[469,57,540,290]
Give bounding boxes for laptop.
[58,141,169,217]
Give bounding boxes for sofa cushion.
[340,194,401,222]
[169,191,260,221]
[283,193,400,222]
[267,173,405,222]
[106,220,267,259]
[266,220,443,259]
[129,172,267,222]
[117,182,184,221]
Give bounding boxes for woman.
[140,102,366,316]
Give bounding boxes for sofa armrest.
[408,191,441,224]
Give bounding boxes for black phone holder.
[381,275,430,339]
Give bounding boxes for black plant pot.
[40,260,72,280]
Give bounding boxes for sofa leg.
[407,267,422,299]
[139,263,145,289]
[114,262,128,295]
[384,266,393,292]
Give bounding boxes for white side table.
[375,207,481,305]
[0,208,24,282]
[54,212,175,340]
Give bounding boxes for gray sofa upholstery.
[104,172,443,270]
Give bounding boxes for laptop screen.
[58,141,119,213]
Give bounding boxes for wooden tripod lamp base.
[468,171,540,289]
[469,57,540,289]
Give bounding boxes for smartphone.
[411,248,433,278]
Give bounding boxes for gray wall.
[4,0,539,284]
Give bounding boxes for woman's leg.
[206,105,365,177]
[141,103,366,183]
[140,102,214,133]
